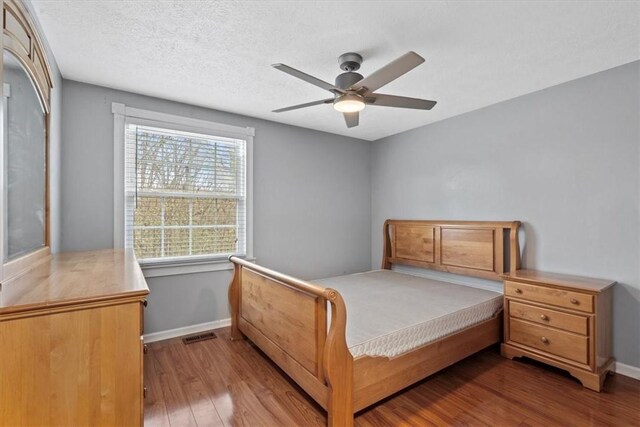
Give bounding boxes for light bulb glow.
[333,94,365,113]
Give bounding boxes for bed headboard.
[382,220,521,280]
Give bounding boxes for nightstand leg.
[569,369,602,392]
[500,343,518,360]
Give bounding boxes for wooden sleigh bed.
[228,220,521,426]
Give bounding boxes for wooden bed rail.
[228,256,354,426]
[228,256,335,299]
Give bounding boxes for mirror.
[2,50,46,262]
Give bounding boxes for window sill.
[140,257,256,278]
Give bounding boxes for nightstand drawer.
[509,318,588,364]
[509,301,588,335]
[505,281,593,313]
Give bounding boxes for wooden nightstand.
[500,269,615,391]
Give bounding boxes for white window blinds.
[124,123,247,262]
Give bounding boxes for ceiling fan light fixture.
[333,94,365,113]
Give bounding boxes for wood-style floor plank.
[144,342,171,427]
[150,344,199,426]
[144,327,640,427]
[185,339,238,426]
[167,342,224,427]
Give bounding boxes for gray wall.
[371,61,640,367]
[23,0,62,253]
[61,80,372,333]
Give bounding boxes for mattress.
[316,270,502,358]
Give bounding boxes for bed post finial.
[228,257,243,341]
[509,222,521,273]
[382,220,392,270]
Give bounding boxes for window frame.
[112,103,254,277]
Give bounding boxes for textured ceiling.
[32,1,640,141]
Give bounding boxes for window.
[113,104,253,274]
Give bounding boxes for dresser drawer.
[509,318,588,364]
[505,281,593,313]
[509,301,588,335]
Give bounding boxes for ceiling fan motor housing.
[335,72,364,90]
[336,52,364,90]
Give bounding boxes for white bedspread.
[316,270,502,358]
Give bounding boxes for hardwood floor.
[144,327,640,426]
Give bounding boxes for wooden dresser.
[0,249,149,426]
[501,269,615,391]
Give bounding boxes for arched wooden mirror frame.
[0,0,53,283]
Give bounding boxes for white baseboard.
[144,318,231,343]
[614,361,640,380]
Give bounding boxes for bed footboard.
[228,257,354,427]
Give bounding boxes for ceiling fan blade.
[272,63,345,94]
[350,51,425,93]
[273,98,334,113]
[343,112,359,128]
[366,94,437,110]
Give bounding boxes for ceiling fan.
[271,51,436,128]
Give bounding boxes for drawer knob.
[142,299,148,307]
[143,344,148,354]
[540,336,549,344]
[143,386,148,398]
[540,314,549,321]
[514,288,523,294]
[570,298,578,305]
